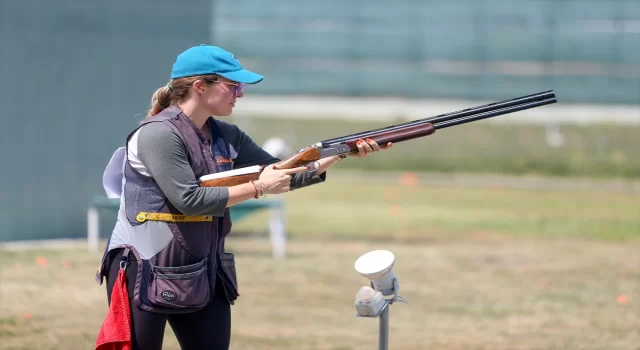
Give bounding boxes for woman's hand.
[257,164,309,194]
[350,138,393,158]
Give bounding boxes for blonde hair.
[147,74,219,117]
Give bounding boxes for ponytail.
[146,75,218,117]
[147,85,173,117]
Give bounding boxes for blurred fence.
[1,0,639,243]
[0,0,212,242]
[213,0,640,105]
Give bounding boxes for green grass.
[229,116,640,178]
[231,170,640,241]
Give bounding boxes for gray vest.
[97,106,238,314]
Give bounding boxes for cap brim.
[218,69,264,84]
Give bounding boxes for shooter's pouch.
[141,256,211,311]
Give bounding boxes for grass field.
[229,116,640,178]
[1,173,639,349]
[233,169,640,241]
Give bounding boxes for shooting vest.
[96,106,239,314]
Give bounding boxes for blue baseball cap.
[170,44,264,84]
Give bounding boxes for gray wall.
[1,0,211,241]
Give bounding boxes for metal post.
[378,304,389,350]
[87,207,99,252]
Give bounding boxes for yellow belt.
[136,212,214,223]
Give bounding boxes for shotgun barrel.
[320,90,556,147]
[335,96,557,150]
[432,97,557,130]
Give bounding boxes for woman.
[95,44,391,350]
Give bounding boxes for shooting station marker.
[354,250,408,350]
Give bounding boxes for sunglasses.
[214,81,245,96]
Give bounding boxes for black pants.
[105,249,232,350]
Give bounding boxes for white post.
[268,201,287,259]
[87,207,100,252]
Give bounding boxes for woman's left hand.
[350,138,393,158]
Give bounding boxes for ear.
[192,80,206,94]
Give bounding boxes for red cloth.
[95,268,132,350]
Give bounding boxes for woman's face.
[199,76,244,117]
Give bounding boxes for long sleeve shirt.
[128,120,326,216]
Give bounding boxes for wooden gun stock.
[273,147,322,169]
[200,147,323,188]
[341,123,435,148]
[200,172,262,187]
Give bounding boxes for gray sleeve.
[136,122,230,216]
[218,121,327,190]
[289,161,327,191]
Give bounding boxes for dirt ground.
[1,236,638,350]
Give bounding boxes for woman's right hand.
[257,164,310,195]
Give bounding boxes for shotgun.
[200,90,557,187]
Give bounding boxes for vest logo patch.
[161,290,177,302]
[216,157,233,163]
